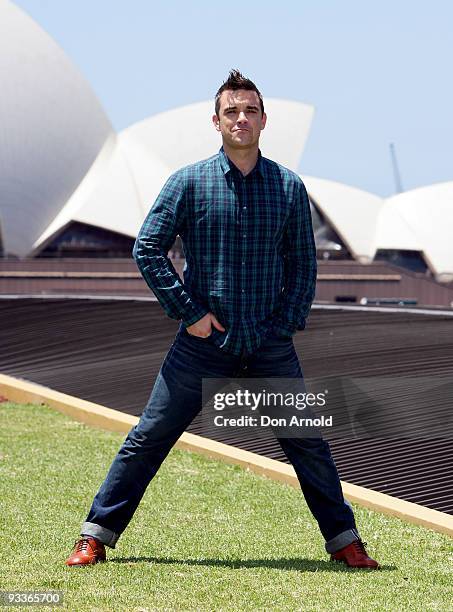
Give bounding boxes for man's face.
[213,89,266,150]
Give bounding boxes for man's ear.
[212,114,221,132]
[261,112,267,131]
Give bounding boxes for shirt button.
[243,234,246,238]
[242,289,245,293]
[243,206,247,210]
[242,261,246,265]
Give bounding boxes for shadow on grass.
[110,556,396,572]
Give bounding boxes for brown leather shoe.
[65,536,106,566]
[331,539,379,569]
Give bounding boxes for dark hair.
[214,69,264,116]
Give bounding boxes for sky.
[14,0,453,197]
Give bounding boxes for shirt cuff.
[271,317,306,338]
[180,303,210,327]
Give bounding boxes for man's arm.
[133,172,209,326]
[272,179,317,337]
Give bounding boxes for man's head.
[213,69,266,151]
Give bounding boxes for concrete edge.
[1,372,452,538]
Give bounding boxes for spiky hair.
[214,69,264,116]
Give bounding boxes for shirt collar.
[218,146,266,178]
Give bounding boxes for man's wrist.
[271,316,305,338]
[181,306,209,327]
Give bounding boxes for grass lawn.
[0,401,451,611]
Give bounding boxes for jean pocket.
[184,328,212,341]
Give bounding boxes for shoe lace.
[73,537,94,553]
[352,539,368,553]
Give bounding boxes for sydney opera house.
[1,0,453,304]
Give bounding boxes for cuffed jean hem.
[81,522,119,549]
[325,528,360,554]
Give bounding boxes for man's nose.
[237,112,248,123]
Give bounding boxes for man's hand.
[186,313,226,338]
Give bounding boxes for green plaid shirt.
[133,147,317,356]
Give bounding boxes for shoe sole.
[331,557,379,569]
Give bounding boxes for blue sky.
[15,0,453,196]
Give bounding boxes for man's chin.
[228,139,256,150]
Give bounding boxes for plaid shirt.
[133,147,317,356]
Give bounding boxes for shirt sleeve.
[133,171,209,326]
[271,178,317,337]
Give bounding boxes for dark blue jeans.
[82,326,359,554]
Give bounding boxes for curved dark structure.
[1,297,452,515]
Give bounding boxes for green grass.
[0,401,451,612]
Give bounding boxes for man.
[66,70,379,569]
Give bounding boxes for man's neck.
[222,143,259,177]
